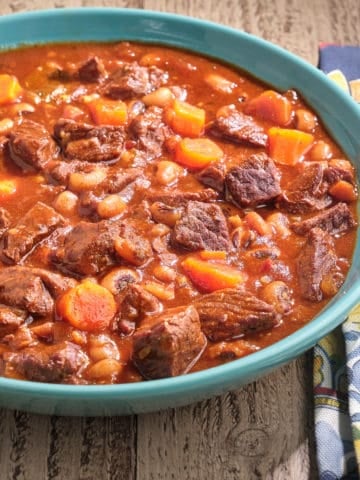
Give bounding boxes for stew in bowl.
[0,39,357,386]
[0,8,359,416]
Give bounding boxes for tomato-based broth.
[0,42,356,384]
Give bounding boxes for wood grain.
[0,0,359,478]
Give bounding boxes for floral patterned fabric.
[314,45,360,480]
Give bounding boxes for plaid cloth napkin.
[314,45,360,480]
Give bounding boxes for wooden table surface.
[0,1,359,479]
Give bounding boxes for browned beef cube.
[1,202,65,264]
[292,202,357,236]
[5,341,88,383]
[277,163,332,214]
[103,167,143,194]
[130,106,172,157]
[116,221,153,266]
[52,220,121,277]
[132,305,206,379]
[78,56,106,83]
[7,120,59,172]
[297,227,338,301]
[197,163,226,192]
[147,188,217,207]
[30,268,77,297]
[0,305,28,337]
[171,200,230,252]
[209,106,267,147]
[194,289,277,341]
[225,153,281,208]
[0,266,54,316]
[47,159,85,184]
[324,165,354,185]
[101,62,168,99]
[119,284,161,322]
[54,119,125,162]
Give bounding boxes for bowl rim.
[0,6,359,402]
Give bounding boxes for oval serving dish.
[0,7,359,416]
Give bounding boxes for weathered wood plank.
[137,355,316,480]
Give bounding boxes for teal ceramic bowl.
[0,8,359,416]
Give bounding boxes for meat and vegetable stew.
[0,42,357,384]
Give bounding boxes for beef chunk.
[101,62,168,99]
[225,153,281,208]
[194,289,277,341]
[5,341,88,383]
[1,202,65,264]
[52,220,121,277]
[54,119,125,162]
[277,163,332,214]
[100,167,143,195]
[297,227,338,302]
[132,305,206,379]
[147,188,218,207]
[197,163,226,192]
[292,202,357,236]
[78,56,106,83]
[171,201,230,252]
[7,120,59,172]
[78,168,143,219]
[46,159,85,184]
[31,268,77,297]
[209,106,267,147]
[2,325,37,350]
[324,165,354,185]
[0,305,28,337]
[116,221,153,266]
[119,284,161,322]
[0,266,54,316]
[130,106,172,157]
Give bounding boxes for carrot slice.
[199,250,227,260]
[244,90,292,126]
[329,180,358,202]
[174,138,223,169]
[268,127,314,165]
[88,98,128,125]
[165,100,205,137]
[182,256,246,292]
[57,281,117,332]
[0,74,22,105]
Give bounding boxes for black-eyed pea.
[100,267,139,295]
[153,264,177,283]
[155,160,183,186]
[53,190,78,216]
[149,202,181,227]
[88,334,120,362]
[69,168,107,192]
[266,212,291,237]
[139,52,163,66]
[87,358,123,380]
[295,109,317,133]
[309,140,332,161]
[205,73,237,94]
[142,87,175,107]
[150,223,170,237]
[0,118,14,134]
[97,194,127,219]
[262,281,293,314]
